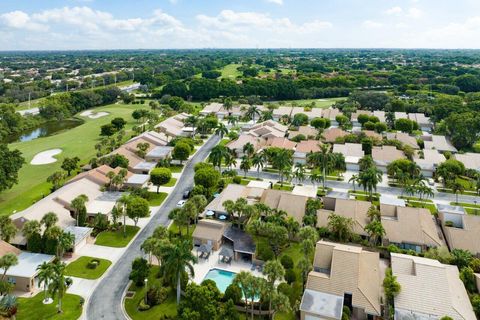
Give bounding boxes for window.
[7,277,16,285]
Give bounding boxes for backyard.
[65,256,112,279]
[0,103,140,215]
[17,293,83,320]
[95,225,140,247]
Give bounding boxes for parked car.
[177,200,186,208]
[182,189,191,199]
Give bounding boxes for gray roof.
[326,191,350,200]
[64,226,93,246]
[147,146,173,158]
[395,308,438,320]
[197,243,213,253]
[4,252,54,278]
[127,174,150,185]
[223,226,256,254]
[96,191,123,202]
[133,161,157,171]
[300,289,344,320]
[219,246,234,258]
[437,204,466,215]
[380,195,406,207]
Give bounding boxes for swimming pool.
[203,268,236,293]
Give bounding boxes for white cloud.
[0,10,48,31]
[407,7,423,19]
[266,0,283,5]
[385,6,403,16]
[362,20,383,29]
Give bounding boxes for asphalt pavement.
[86,134,220,320]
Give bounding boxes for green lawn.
[164,178,177,187]
[65,256,112,279]
[95,225,140,247]
[169,164,184,173]
[148,192,168,206]
[168,221,196,238]
[406,201,437,215]
[17,293,83,320]
[0,103,139,216]
[399,196,433,203]
[219,138,230,146]
[451,201,480,208]
[273,184,294,191]
[220,63,242,79]
[124,266,178,320]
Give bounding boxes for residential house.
[408,113,432,131]
[322,127,348,143]
[145,146,173,162]
[317,198,371,237]
[246,120,288,139]
[391,253,476,320]
[423,135,457,153]
[385,132,419,149]
[333,143,364,171]
[272,106,293,121]
[394,112,408,120]
[291,107,323,120]
[192,219,227,251]
[300,240,383,320]
[63,226,93,253]
[322,108,343,126]
[200,102,223,117]
[294,140,321,164]
[265,137,296,151]
[204,184,264,217]
[260,189,309,223]
[372,146,405,172]
[288,126,318,140]
[351,110,372,127]
[454,152,480,171]
[155,114,192,137]
[361,130,382,142]
[226,134,266,158]
[414,149,446,177]
[439,206,480,256]
[373,110,386,123]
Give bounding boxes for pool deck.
[192,247,263,285]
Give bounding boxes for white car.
[177,200,186,208]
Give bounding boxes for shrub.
[342,306,351,320]
[280,255,294,270]
[284,269,296,284]
[138,299,151,311]
[87,259,100,269]
[232,176,242,184]
[277,282,291,298]
[147,285,169,306]
[223,283,242,304]
[257,242,274,261]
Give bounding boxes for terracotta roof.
[372,146,405,165]
[322,128,348,143]
[288,126,318,139]
[266,137,296,150]
[295,140,321,153]
[0,241,20,256]
[260,189,309,223]
[454,152,480,171]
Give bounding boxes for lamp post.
[475,200,478,216]
[144,278,148,304]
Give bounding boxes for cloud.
[407,7,423,19]
[266,0,283,5]
[0,10,48,31]
[362,20,383,29]
[385,6,403,16]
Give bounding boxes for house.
[155,115,192,137]
[260,189,309,223]
[423,135,457,153]
[385,132,419,149]
[204,184,264,217]
[391,253,476,320]
[145,146,173,162]
[372,110,386,123]
[226,134,266,158]
[408,113,432,131]
[439,206,480,256]
[272,106,293,120]
[246,120,288,139]
[292,185,318,198]
[265,137,296,151]
[322,108,343,126]
[294,140,321,164]
[361,130,382,142]
[454,152,480,171]
[300,241,383,320]
[317,199,370,237]
[288,126,318,140]
[333,143,364,171]
[414,149,446,177]
[372,146,405,172]
[0,242,55,292]
[322,127,348,143]
[291,107,323,120]
[63,226,92,253]
[350,110,372,127]
[127,131,169,147]
[200,102,223,117]
[110,145,144,172]
[192,219,227,251]
[381,206,446,252]
[68,165,128,187]
[124,174,150,189]
[394,112,408,120]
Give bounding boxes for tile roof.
[322,128,348,143]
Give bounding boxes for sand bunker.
[80,110,109,119]
[30,149,62,165]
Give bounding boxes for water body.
[7,118,84,143]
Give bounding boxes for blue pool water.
[203,268,236,293]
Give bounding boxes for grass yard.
[220,63,242,79]
[273,184,294,191]
[406,201,437,215]
[169,164,184,173]
[148,192,168,206]
[399,196,433,202]
[65,256,112,279]
[164,178,177,187]
[95,225,140,247]
[17,293,83,320]
[219,138,230,146]
[124,266,178,320]
[0,103,138,215]
[168,221,196,238]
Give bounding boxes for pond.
[7,118,84,143]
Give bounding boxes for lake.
[7,119,84,143]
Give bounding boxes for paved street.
[86,134,220,320]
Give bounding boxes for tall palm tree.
[49,262,71,314]
[233,271,254,316]
[0,254,18,283]
[162,240,197,304]
[117,194,131,238]
[37,262,55,303]
[263,260,285,319]
[185,115,199,136]
[272,149,293,186]
[450,181,464,204]
[349,174,358,192]
[226,115,237,127]
[357,166,383,201]
[71,194,88,227]
[56,232,74,258]
[209,145,227,172]
[224,151,237,170]
[223,98,233,113]
[240,155,252,178]
[215,123,228,138]
[251,153,265,179]
[365,219,385,245]
[243,142,255,158]
[294,163,306,185]
[310,169,324,188]
[246,105,261,123]
[41,212,58,231]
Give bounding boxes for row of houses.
[350,110,433,131]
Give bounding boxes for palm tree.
[365,219,385,245]
[226,115,237,127]
[272,149,293,186]
[310,169,324,188]
[168,208,189,237]
[450,181,464,204]
[263,260,285,319]
[243,142,255,158]
[240,155,252,178]
[233,271,254,316]
[185,115,199,136]
[49,262,71,314]
[117,194,131,238]
[209,145,227,172]
[327,213,354,242]
[215,123,228,138]
[41,212,58,231]
[245,105,261,123]
[0,253,18,282]
[188,195,207,224]
[162,240,197,304]
[251,153,265,179]
[37,262,55,303]
[308,144,333,190]
[224,151,237,170]
[357,166,383,201]
[349,174,358,192]
[71,194,88,227]
[294,163,306,185]
[223,98,233,113]
[261,110,273,121]
[56,232,74,258]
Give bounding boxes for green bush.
[147,285,170,306]
[284,269,296,284]
[277,282,291,297]
[342,306,351,320]
[87,259,100,269]
[223,283,242,304]
[138,299,151,311]
[280,255,294,270]
[257,242,274,261]
[232,176,242,184]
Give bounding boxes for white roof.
[246,180,271,189]
[4,252,54,278]
[292,185,317,198]
[300,289,343,320]
[64,226,92,246]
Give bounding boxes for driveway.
[86,134,220,320]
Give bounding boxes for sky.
[1,0,480,50]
